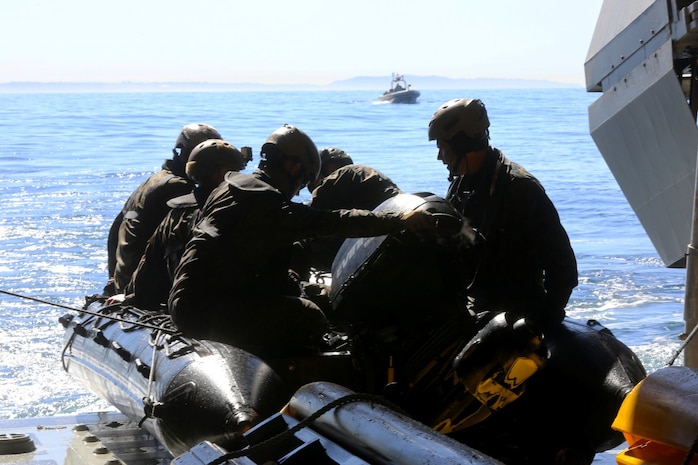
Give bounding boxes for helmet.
[185,139,246,184]
[428,98,490,142]
[319,147,353,168]
[263,124,320,183]
[174,123,222,163]
[307,147,353,192]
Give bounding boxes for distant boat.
[377,73,420,104]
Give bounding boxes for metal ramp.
[585,0,698,268]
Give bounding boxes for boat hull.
[447,318,646,463]
[60,300,290,456]
[60,193,647,464]
[377,89,420,104]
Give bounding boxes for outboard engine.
[329,192,488,423]
[328,192,647,465]
[438,312,548,433]
[330,192,475,332]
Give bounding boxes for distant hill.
[0,75,580,93]
[329,75,579,90]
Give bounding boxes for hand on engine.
[400,210,437,232]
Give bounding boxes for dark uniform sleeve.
[103,211,124,295]
[124,226,170,312]
[168,188,409,336]
[107,211,123,277]
[519,180,578,326]
[310,165,402,211]
[125,207,194,312]
[112,172,191,293]
[261,202,413,253]
[297,166,403,276]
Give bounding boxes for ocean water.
[0,88,687,429]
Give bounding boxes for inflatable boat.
[60,193,647,464]
[377,73,420,104]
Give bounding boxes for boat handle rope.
[60,328,79,372]
[208,392,408,464]
[139,329,165,427]
[0,289,178,335]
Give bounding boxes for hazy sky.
[2,0,604,86]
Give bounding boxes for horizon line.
[0,77,583,93]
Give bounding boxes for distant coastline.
[0,75,581,93]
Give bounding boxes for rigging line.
[0,289,178,335]
[666,319,698,367]
[211,393,408,463]
[1,288,91,313]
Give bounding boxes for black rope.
[0,288,91,313]
[0,289,178,334]
[209,393,407,464]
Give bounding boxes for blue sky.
[2,0,604,86]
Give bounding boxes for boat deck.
[0,409,623,464]
[0,411,172,465]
